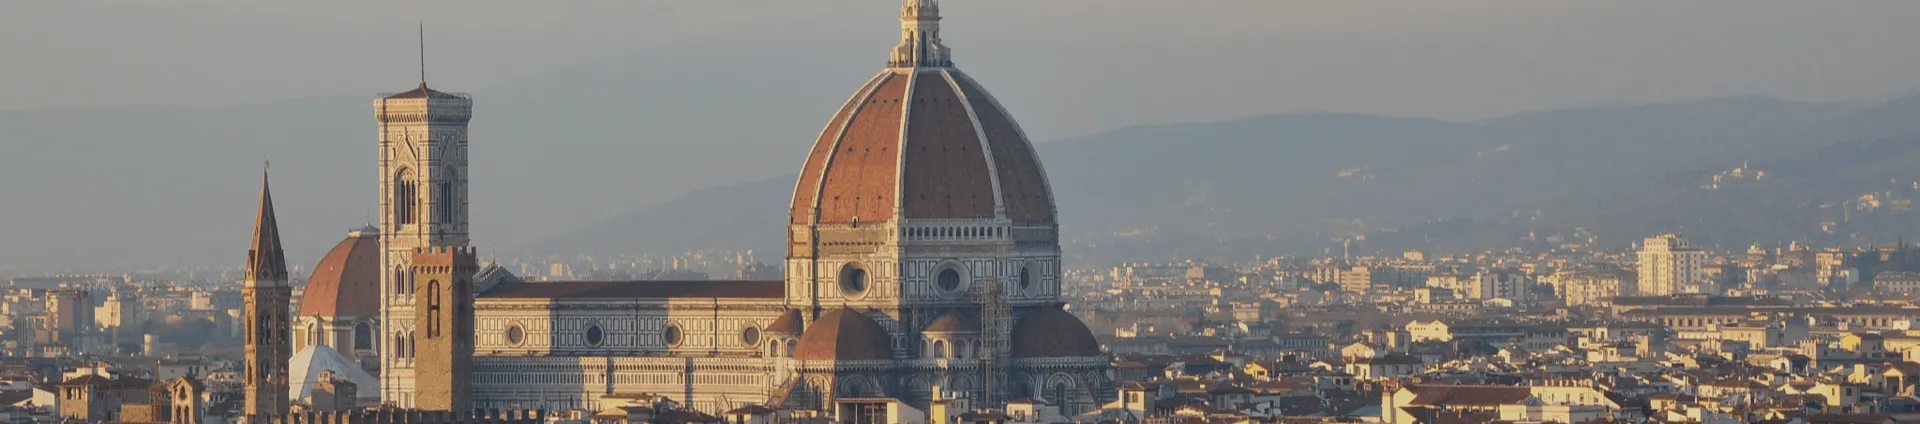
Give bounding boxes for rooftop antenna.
[418,22,427,88]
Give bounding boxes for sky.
[3,1,1920,274]
[5,1,1919,129]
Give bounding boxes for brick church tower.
[243,168,292,420]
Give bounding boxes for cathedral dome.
[787,0,1054,227]
[923,311,979,334]
[793,308,894,361]
[1010,305,1101,358]
[299,226,381,317]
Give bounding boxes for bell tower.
[242,167,292,420]
[409,246,477,412]
[374,36,472,404]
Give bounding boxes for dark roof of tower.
[247,170,289,284]
[789,25,1054,227]
[298,227,382,317]
[793,308,894,361]
[923,311,979,333]
[766,309,806,335]
[382,83,466,100]
[1010,304,1102,358]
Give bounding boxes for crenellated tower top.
[888,0,951,68]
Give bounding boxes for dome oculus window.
[840,263,869,296]
[742,326,761,346]
[937,268,962,292]
[505,323,525,346]
[1019,266,1034,290]
[584,324,605,347]
[664,323,685,347]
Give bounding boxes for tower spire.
[242,161,293,420]
[889,0,951,68]
[418,23,427,89]
[247,164,288,287]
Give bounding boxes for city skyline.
[19,3,1920,424]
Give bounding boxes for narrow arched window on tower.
[426,281,442,338]
[395,169,417,226]
[437,180,454,223]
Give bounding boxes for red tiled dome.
[1011,305,1101,358]
[793,308,894,361]
[788,68,1055,226]
[299,227,381,317]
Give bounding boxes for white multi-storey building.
[1637,234,1706,296]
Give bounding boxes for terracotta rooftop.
[478,280,781,299]
[1404,385,1531,406]
[766,309,805,335]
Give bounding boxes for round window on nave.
[584,324,605,347]
[505,323,525,346]
[664,323,684,347]
[840,263,869,296]
[937,268,962,292]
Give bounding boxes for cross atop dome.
[889,0,952,68]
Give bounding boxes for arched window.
[426,281,442,338]
[394,169,417,226]
[393,332,407,358]
[406,332,416,359]
[354,322,374,352]
[786,340,798,358]
[932,340,947,359]
[436,180,454,223]
[304,322,319,349]
[392,267,406,295]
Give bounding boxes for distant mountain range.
[5,33,1919,272]
[535,94,1920,262]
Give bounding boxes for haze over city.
[6,1,1920,273]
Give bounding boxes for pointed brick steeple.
[242,164,293,418]
[247,168,289,287]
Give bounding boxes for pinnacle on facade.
[247,167,289,286]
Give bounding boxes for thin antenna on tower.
[418,23,427,88]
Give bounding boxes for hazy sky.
[5,1,1919,128]
[5,1,1920,274]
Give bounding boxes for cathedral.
[268,0,1111,420]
